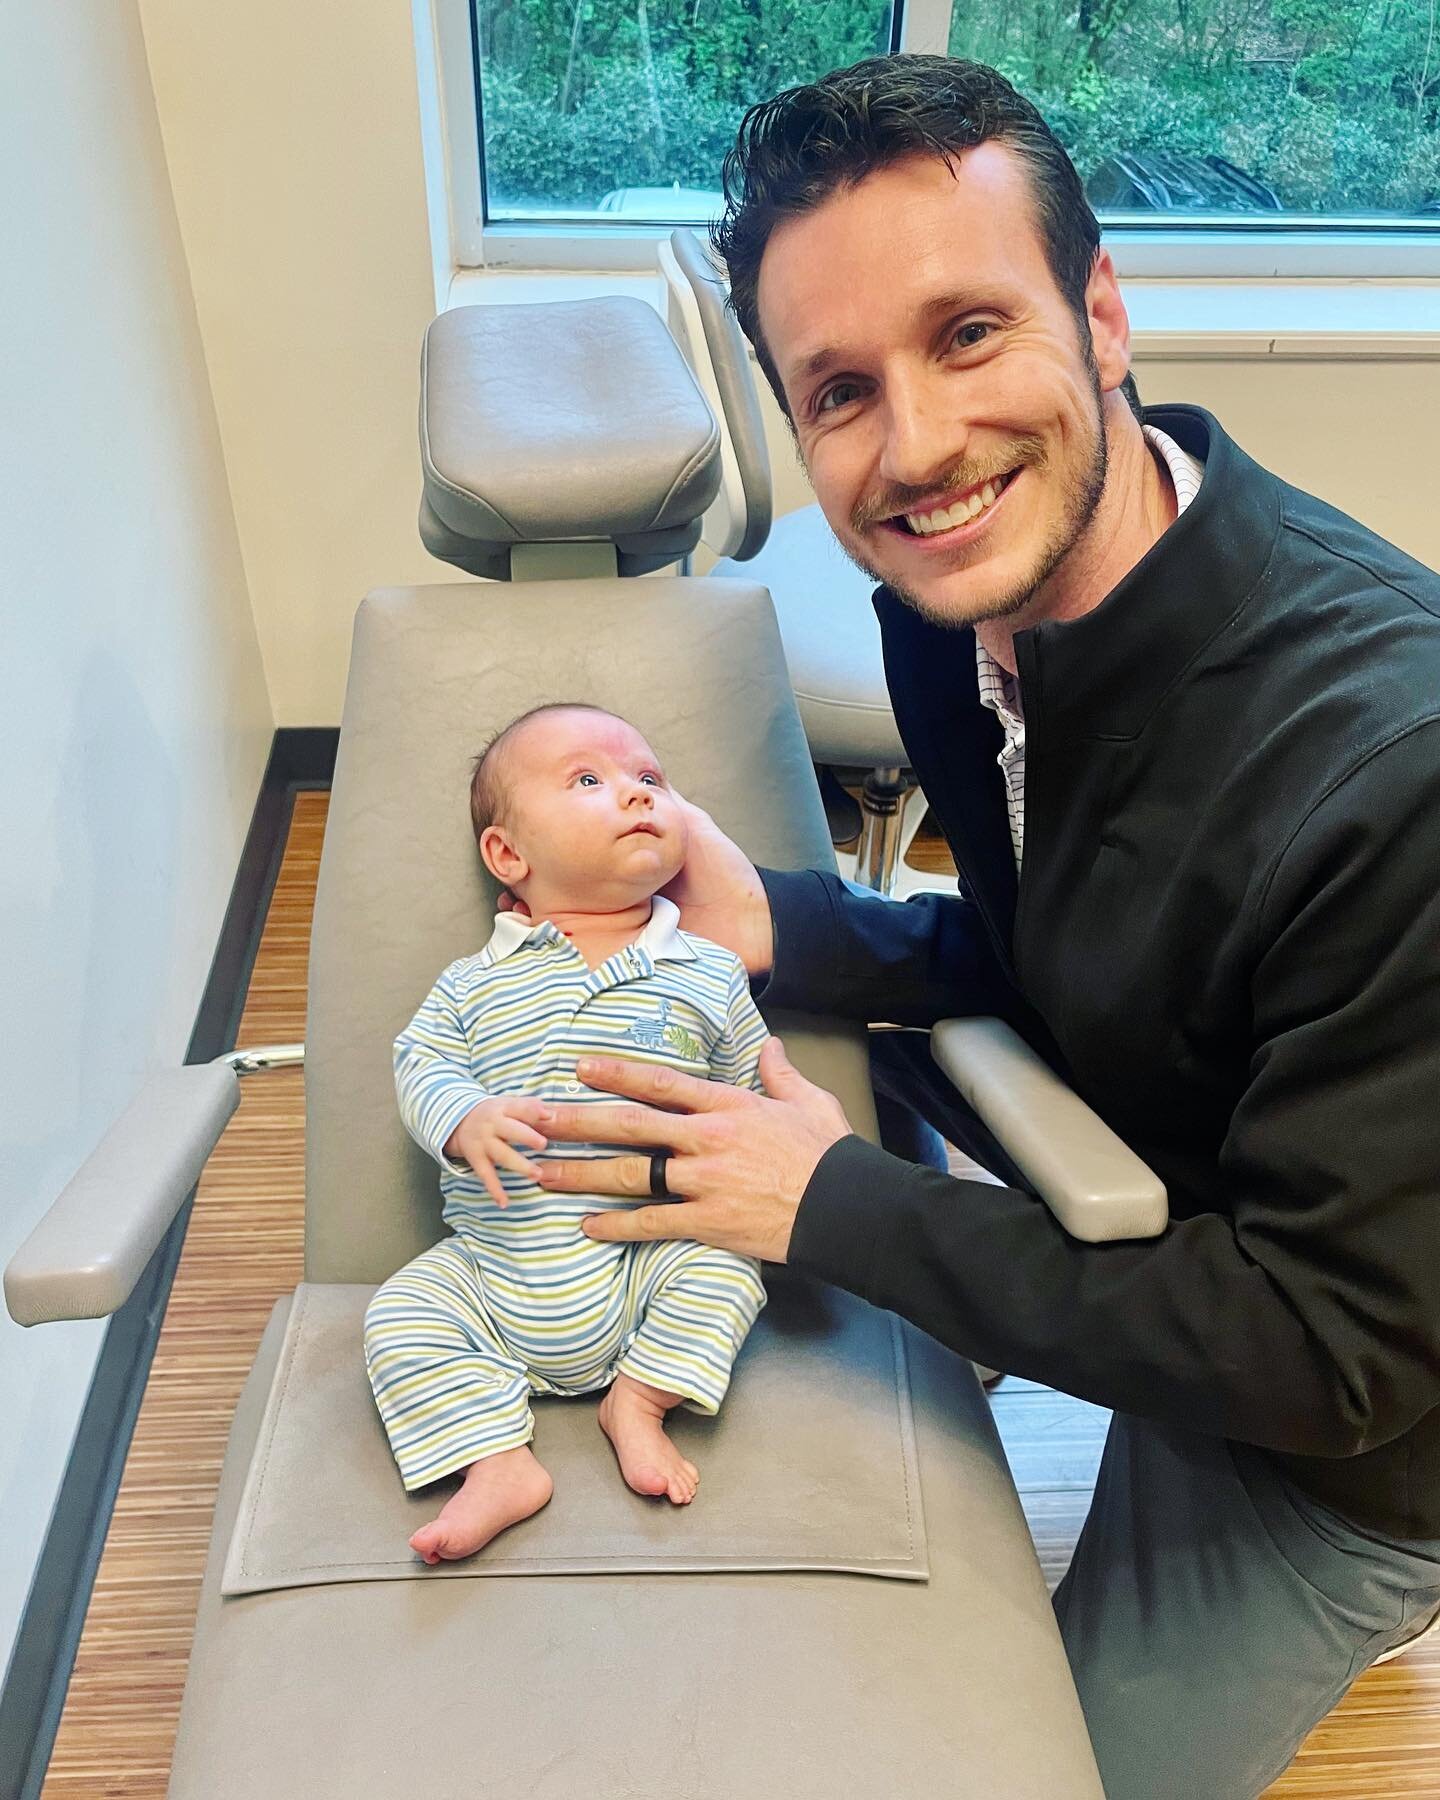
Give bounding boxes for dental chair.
[7,295,1167,1798]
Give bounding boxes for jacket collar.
[481,893,696,965]
[1011,406,1283,740]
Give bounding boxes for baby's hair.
[469,702,620,844]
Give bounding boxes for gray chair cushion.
[221,1276,928,1594]
[170,1296,1104,1800]
[305,577,878,1285]
[667,230,773,562]
[717,505,909,768]
[420,298,720,578]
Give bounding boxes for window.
[948,0,1440,223]
[449,0,1439,254]
[474,0,901,221]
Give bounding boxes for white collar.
[481,892,696,965]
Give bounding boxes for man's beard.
[838,375,1110,631]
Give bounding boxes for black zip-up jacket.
[762,405,1440,1538]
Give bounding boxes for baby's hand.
[443,1097,550,1208]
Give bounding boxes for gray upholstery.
[221,1278,928,1594]
[419,298,720,579]
[304,577,877,1286]
[717,505,909,768]
[171,1296,1103,1799]
[666,230,772,561]
[3,1064,239,1326]
[931,1018,1169,1241]
[156,571,1108,1796]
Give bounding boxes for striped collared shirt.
[974,425,1205,867]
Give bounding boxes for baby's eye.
[576,772,600,787]
[639,772,663,787]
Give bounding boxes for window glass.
[475,0,897,220]
[948,0,1440,218]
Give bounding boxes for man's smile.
[877,467,1021,550]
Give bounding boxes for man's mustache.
[851,434,1049,531]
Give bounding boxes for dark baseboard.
[0,727,337,1800]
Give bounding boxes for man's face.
[757,144,1121,628]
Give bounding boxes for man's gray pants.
[1055,1412,1440,1798]
[870,1033,1440,1798]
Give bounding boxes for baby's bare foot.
[410,1445,553,1563]
[598,1373,699,1504]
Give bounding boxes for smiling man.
[532,55,1440,1796]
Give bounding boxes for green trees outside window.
[474,0,1439,219]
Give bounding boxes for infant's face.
[500,711,687,904]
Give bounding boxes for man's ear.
[1085,248,1132,396]
[480,824,528,887]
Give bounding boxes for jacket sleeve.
[788,722,1440,1459]
[394,965,491,1175]
[757,866,1020,1028]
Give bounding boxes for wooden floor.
[38,790,1440,1796]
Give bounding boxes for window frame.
[430,0,1440,277]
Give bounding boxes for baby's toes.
[410,1524,445,1564]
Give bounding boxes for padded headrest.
[419,297,722,580]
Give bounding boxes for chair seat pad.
[222,1274,929,1594]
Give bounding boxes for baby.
[364,703,769,1563]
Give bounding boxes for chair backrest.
[419,297,720,580]
[304,576,878,1284]
[659,231,773,563]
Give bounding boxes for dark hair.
[469,702,615,843]
[711,54,1142,422]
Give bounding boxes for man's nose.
[876,366,971,495]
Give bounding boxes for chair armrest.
[930,1018,1167,1242]
[4,1064,240,1326]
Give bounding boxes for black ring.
[649,1151,672,1199]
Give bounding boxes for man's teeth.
[903,473,1011,535]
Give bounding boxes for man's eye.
[953,322,992,349]
[816,380,862,415]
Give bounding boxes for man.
[532,55,1440,1796]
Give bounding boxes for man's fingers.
[543,1098,706,1153]
[537,1151,687,1198]
[581,1203,690,1243]
[574,1056,745,1114]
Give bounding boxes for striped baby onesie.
[364,896,769,1490]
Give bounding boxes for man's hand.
[534,1038,851,1261]
[660,793,774,978]
[444,1097,551,1208]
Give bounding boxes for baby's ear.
[480,825,527,887]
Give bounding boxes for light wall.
[136,0,445,728]
[0,2,273,1676]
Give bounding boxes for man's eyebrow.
[784,291,993,394]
